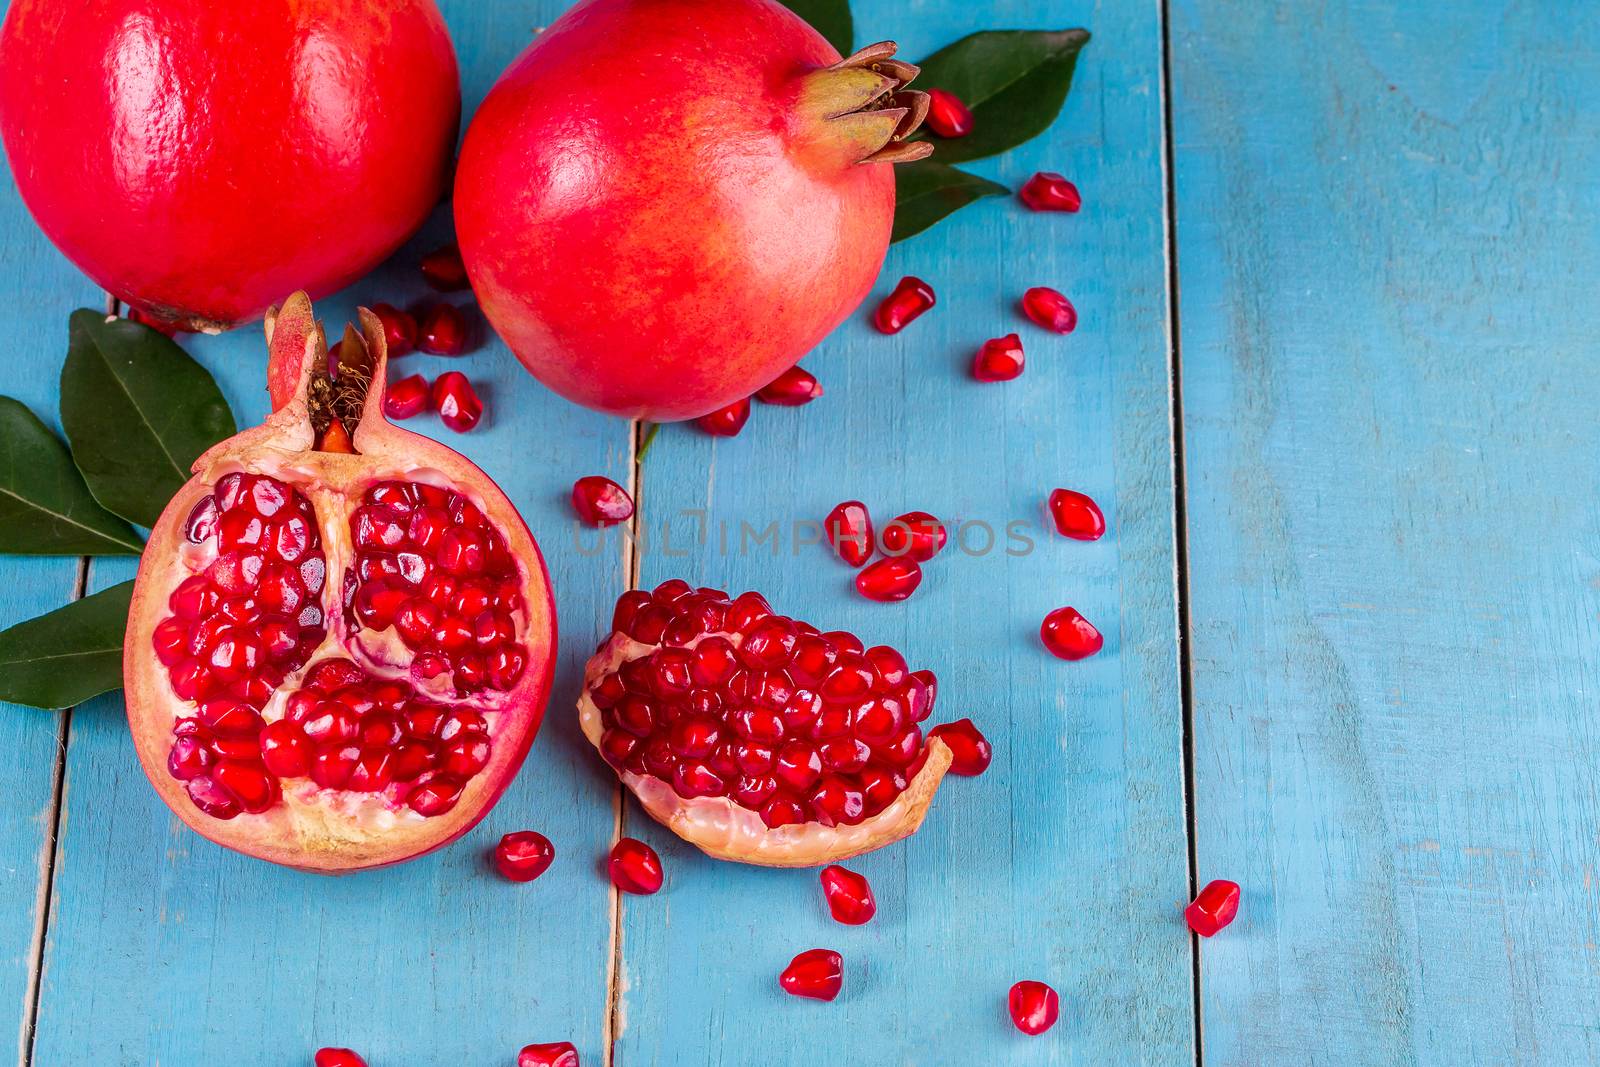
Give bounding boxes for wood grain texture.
[619,1,1191,1063]
[1169,1,1600,1063]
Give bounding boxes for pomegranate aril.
[440,737,492,776]
[517,1042,579,1067]
[1020,172,1081,212]
[384,373,432,419]
[571,475,634,526]
[212,760,279,813]
[879,511,946,562]
[810,777,865,825]
[259,720,313,777]
[694,397,750,437]
[780,948,843,1001]
[420,243,470,291]
[755,365,823,406]
[930,718,992,776]
[371,302,417,357]
[608,837,664,894]
[184,496,218,542]
[872,276,935,334]
[824,501,873,567]
[923,87,974,137]
[819,865,876,924]
[1185,878,1241,936]
[855,556,922,602]
[1022,286,1078,334]
[1008,980,1060,1035]
[166,737,212,781]
[973,333,1025,382]
[186,776,241,819]
[494,830,555,882]
[1041,606,1103,660]
[1048,488,1104,540]
[430,371,482,431]
[407,774,465,815]
[314,1049,368,1067]
[418,303,470,356]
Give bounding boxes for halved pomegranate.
[124,293,556,872]
[579,582,952,866]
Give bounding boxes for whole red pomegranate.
[0,1,459,331]
[454,0,932,421]
[124,294,555,872]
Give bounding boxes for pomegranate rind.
[579,631,952,867]
[124,295,556,873]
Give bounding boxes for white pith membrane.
[578,625,952,868]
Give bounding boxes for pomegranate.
[0,1,458,331]
[454,0,934,421]
[123,294,556,872]
[579,583,952,866]
[780,949,843,1001]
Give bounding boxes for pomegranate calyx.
[796,41,933,168]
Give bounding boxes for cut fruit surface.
[580,583,952,867]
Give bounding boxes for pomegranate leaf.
[891,160,1008,242]
[0,580,133,709]
[781,0,852,56]
[61,310,237,529]
[913,29,1091,163]
[0,396,144,556]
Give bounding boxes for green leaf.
[891,160,1009,242]
[914,29,1091,163]
[0,580,133,709]
[0,397,144,555]
[60,310,236,529]
[782,0,851,56]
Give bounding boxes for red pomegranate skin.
[454,0,897,422]
[0,0,460,330]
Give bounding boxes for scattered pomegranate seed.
[383,374,431,420]
[872,276,936,334]
[1040,607,1102,661]
[972,333,1024,382]
[518,1042,579,1067]
[780,948,843,1001]
[1008,980,1060,1035]
[571,476,634,526]
[755,365,823,406]
[879,511,946,562]
[930,719,991,776]
[1020,173,1081,213]
[420,243,470,291]
[923,88,974,138]
[494,830,555,882]
[1185,879,1241,937]
[855,556,922,602]
[432,372,483,432]
[1048,489,1104,540]
[819,865,876,924]
[417,303,469,356]
[608,837,663,894]
[824,501,874,567]
[1021,286,1077,334]
[314,1049,367,1067]
[371,302,417,356]
[695,397,751,436]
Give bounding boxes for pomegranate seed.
[1020,172,1081,212]
[755,365,823,406]
[408,774,465,815]
[1047,488,1105,540]
[418,303,469,356]
[371,302,417,356]
[571,475,634,526]
[819,865,876,924]
[1040,606,1102,660]
[1185,879,1241,936]
[779,948,843,1001]
[517,1043,579,1067]
[929,718,991,776]
[855,557,922,602]
[432,372,483,432]
[314,1049,367,1067]
[1008,980,1060,1035]
[384,374,431,419]
[608,837,663,894]
[879,511,946,562]
[420,243,470,291]
[1021,286,1077,334]
[872,276,935,334]
[972,333,1024,382]
[923,88,974,137]
[824,501,873,567]
[494,830,555,882]
[694,398,750,436]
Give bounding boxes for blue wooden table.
[2,0,1597,1063]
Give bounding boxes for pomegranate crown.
[264,291,390,453]
[795,41,934,167]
